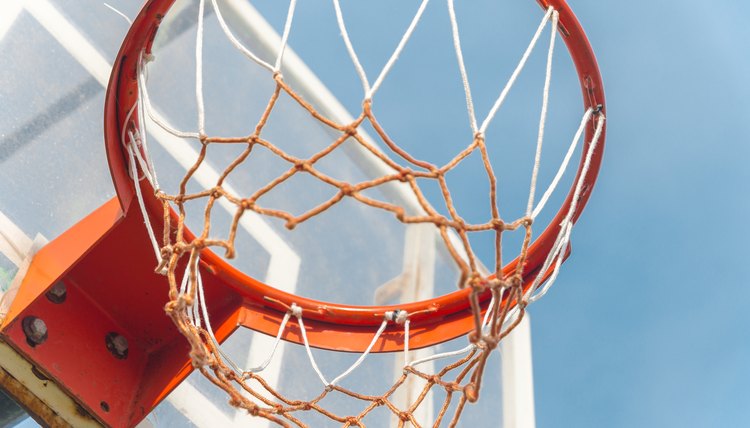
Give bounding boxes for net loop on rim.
[109,0,606,425]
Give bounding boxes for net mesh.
[121,1,605,426]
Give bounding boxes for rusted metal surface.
[0,340,102,428]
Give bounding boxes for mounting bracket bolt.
[21,317,48,347]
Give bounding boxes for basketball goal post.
[0,1,604,426]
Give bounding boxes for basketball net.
[120,1,605,426]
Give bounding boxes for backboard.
[0,0,603,426]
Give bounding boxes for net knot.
[228,396,243,408]
[340,184,354,196]
[189,347,209,367]
[159,245,174,260]
[435,217,450,228]
[469,274,487,292]
[240,198,255,210]
[164,300,178,315]
[464,383,479,402]
[483,336,500,350]
[173,242,191,255]
[342,124,358,136]
[248,404,262,416]
[394,208,405,221]
[290,303,303,318]
[486,278,503,290]
[444,381,461,393]
[508,274,523,290]
[191,238,206,250]
[294,161,312,172]
[210,187,224,199]
[385,309,408,324]
[454,217,467,230]
[398,167,414,182]
[468,329,480,344]
[398,411,410,422]
[491,218,505,231]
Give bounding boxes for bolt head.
[105,333,129,359]
[45,282,67,304]
[22,316,48,347]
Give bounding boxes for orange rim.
[104,0,606,352]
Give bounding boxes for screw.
[21,317,48,347]
[45,282,67,304]
[100,401,110,412]
[105,333,129,360]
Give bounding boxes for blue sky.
[529,2,750,427]
[10,1,750,427]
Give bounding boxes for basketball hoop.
[0,0,606,426]
[102,0,606,425]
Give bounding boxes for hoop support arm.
[0,199,241,427]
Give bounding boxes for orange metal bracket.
[0,199,241,427]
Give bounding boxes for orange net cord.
[153,71,537,426]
